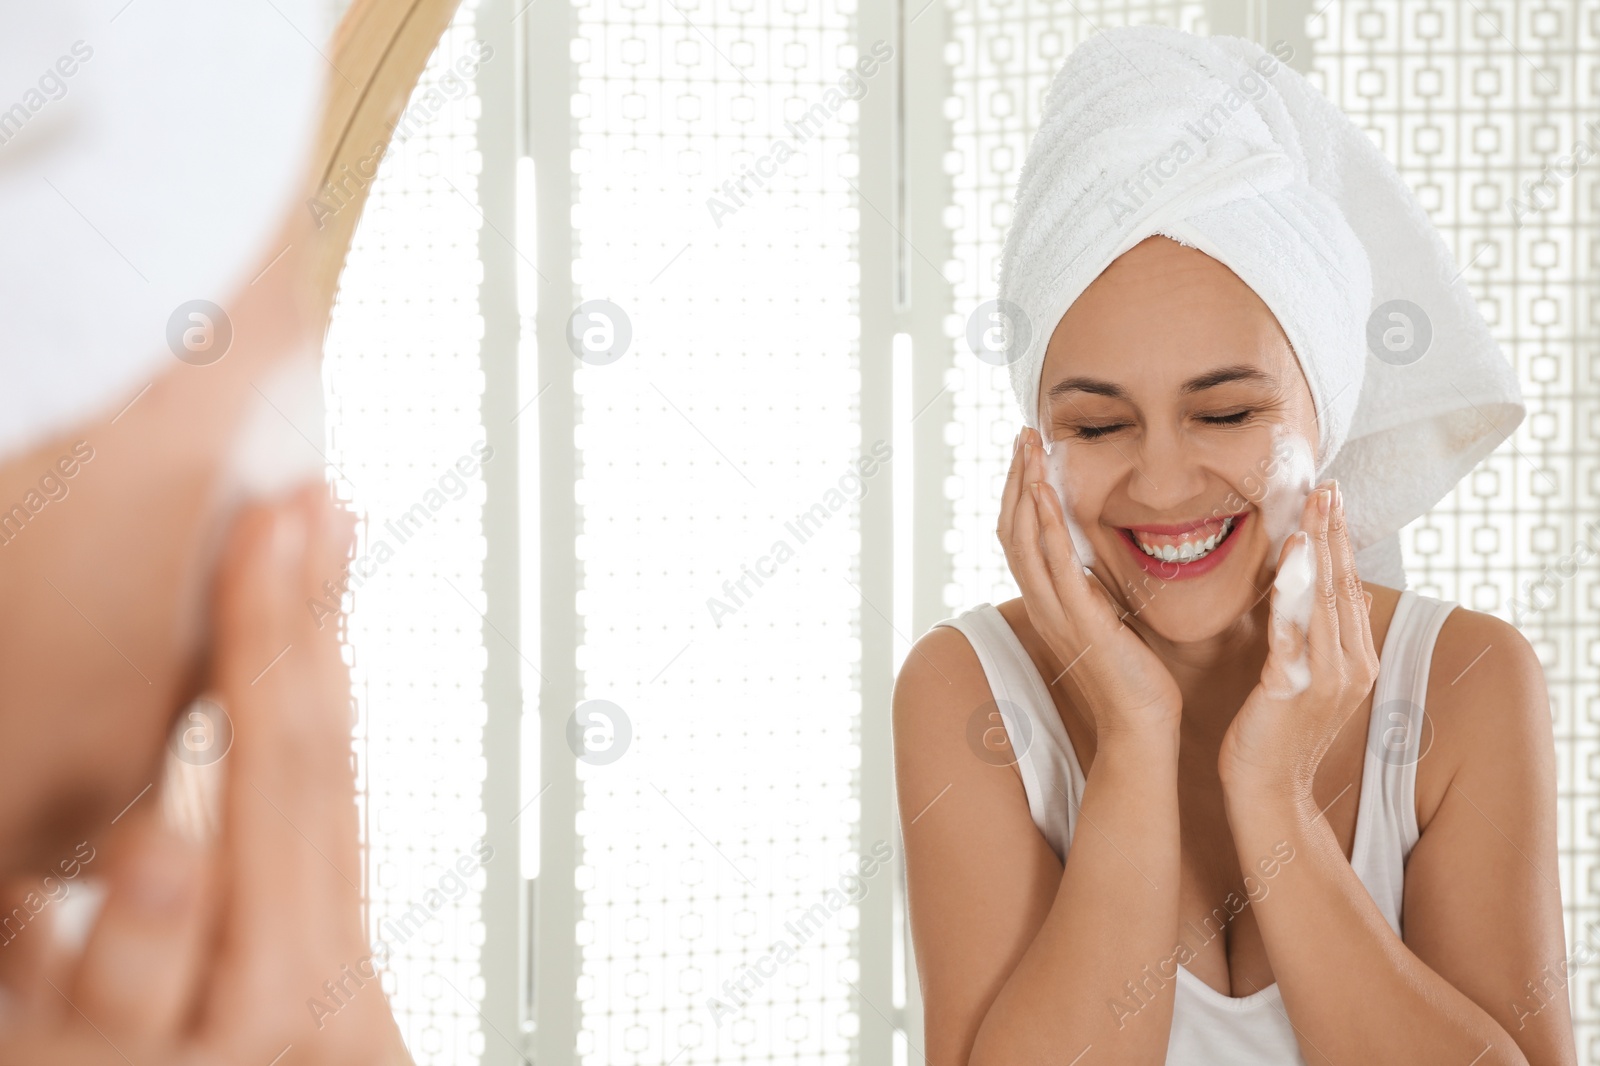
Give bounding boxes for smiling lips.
[1116,512,1250,578]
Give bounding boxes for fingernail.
[1333,480,1343,511]
[161,699,228,846]
[161,752,224,847]
[1318,487,1331,517]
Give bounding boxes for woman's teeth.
[1130,516,1235,563]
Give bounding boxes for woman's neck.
[1126,597,1274,745]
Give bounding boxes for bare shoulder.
[891,616,1065,1062]
[1414,601,1553,832]
[891,619,1017,770]
[892,622,989,723]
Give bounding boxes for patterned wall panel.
[567,0,867,1061]
[1307,2,1600,1059]
[323,5,494,1061]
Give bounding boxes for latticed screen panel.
[1307,2,1600,1059]
[569,0,866,1062]
[323,5,493,1062]
[941,0,1209,615]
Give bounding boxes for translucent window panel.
[322,5,493,1063]
[1307,4,1600,1061]
[941,0,1208,613]
[568,0,864,1062]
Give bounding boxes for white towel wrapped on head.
[998,26,1525,588]
[0,0,327,466]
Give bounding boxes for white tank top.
[931,587,1458,1064]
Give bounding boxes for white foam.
[1268,531,1316,697]
[224,351,328,502]
[1260,424,1315,564]
[1039,432,1096,567]
[49,876,108,956]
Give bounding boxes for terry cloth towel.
[0,0,328,466]
[996,26,1525,588]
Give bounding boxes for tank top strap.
[930,603,1085,863]
[1350,587,1459,934]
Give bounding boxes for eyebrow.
[1044,363,1278,402]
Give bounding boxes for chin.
[1124,592,1258,645]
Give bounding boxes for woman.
[0,2,413,1060]
[892,26,1575,1066]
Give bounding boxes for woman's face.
[0,212,318,879]
[1035,234,1318,644]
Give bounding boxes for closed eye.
[1069,410,1254,440]
[1071,423,1128,440]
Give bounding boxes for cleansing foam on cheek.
[1039,431,1096,566]
[1260,424,1315,564]
[1267,530,1316,697]
[224,352,328,500]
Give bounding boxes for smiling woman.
[892,23,1573,1066]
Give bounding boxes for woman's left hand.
[1218,481,1381,797]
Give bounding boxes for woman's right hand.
[0,485,412,1065]
[997,426,1182,742]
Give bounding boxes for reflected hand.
[0,486,412,1065]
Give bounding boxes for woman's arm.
[893,625,1183,1066]
[1223,610,1572,1065]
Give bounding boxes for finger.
[1329,482,1376,672]
[1005,435,1073,639]
[995,427,1026,545]
[206,485,365,1024]
[1263,529,1312,697]
[70,755,218,1040]
[1312,483,1337,672]
[1033,477,1122,632]
[1304,482,1340,682]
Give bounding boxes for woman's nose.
[1122,424,1210,514]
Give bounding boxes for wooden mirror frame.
[304,0,468,327]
